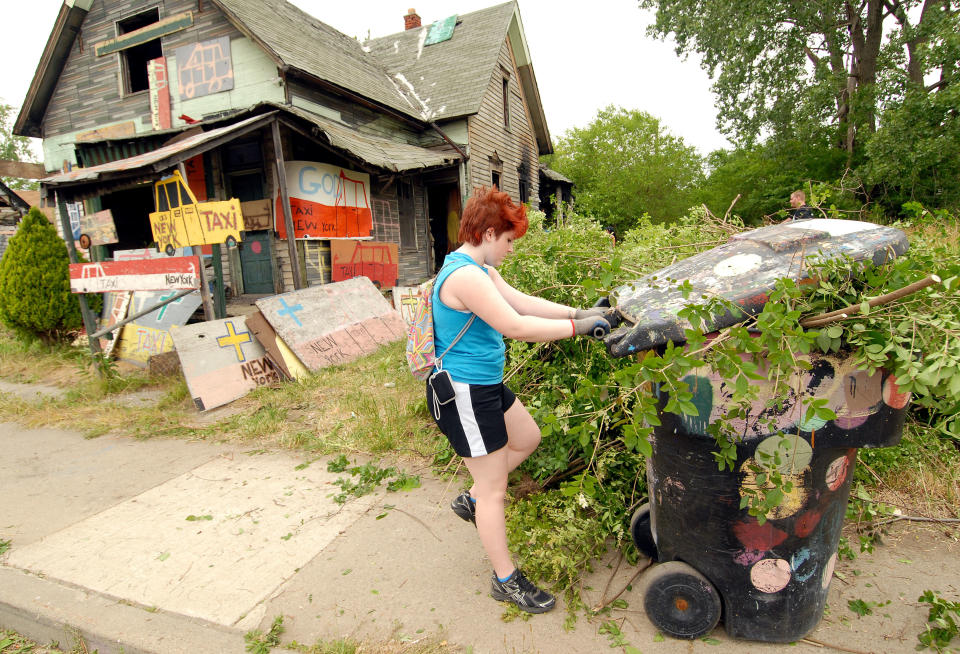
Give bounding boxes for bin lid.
[605,218,908,358]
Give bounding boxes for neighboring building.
[538,165,573,222]
[14,0,553,306]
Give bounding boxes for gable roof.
[365,3,516,121]
[211,0,416,120]
[366,2,552,154]
[16,0,551,153]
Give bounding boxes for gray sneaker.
[490,569,556,613]
[450,490,476,525]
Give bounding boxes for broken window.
[118,8,162,94]
[399,180,417,249]
[518,166,529,204]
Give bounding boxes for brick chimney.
[404,8,421,30]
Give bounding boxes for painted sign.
[255,277,405,371]
[69,256,201,293]
[149,170,244,254]
[331,240,398,289]
[392,285,421,324]
[129,289,202,333]
[115,323,176,367]
[98,291,132,356]
[78,209,119,249]
[175,36,234,99]
[147,56,172,130]
[172,317,283,411]
[66,202,84,240]
[274,161,372,240]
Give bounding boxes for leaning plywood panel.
[256,277,406,371]
[171,317,283,411]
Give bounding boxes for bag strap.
[433,258,476,370]
[435,314,475,369]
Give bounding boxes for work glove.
[574,307,622,329]
[572,315,611,339]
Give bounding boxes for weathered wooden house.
[14,0,553,309]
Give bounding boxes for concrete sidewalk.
[2,410,959,653]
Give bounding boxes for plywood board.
[255,277,405,371]
[79,209,118,247]
[245,310,308,382]
[129,290,202,333]
[69,256,201,293]
[172,317,283,411]
[331,240,398,290]
[115,323,176,368]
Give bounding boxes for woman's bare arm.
[439,266,574,342]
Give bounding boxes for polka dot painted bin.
[633,350,910,642]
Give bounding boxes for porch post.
[55,191,103,358]
[272,119,304,289]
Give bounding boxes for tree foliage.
[543,106,703,231]
[0,207,101,341]
[0,102,39,191]
[640,0,959,155]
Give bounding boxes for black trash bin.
[604,218,912,642]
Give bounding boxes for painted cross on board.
[217,322,252,362]
[155,290,184,321]
[277,297,304,326]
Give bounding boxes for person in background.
[788,190,815,221]
[427,186,615,613]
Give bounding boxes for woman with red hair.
[427,187,614,613]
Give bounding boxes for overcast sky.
[1,0,730,158]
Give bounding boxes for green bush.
[0,207,102,341]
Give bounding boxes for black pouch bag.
[429,368,456,405]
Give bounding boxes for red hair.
[458,186,528,245]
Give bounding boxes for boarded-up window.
[118,9,162,93]
[502,76,510,130]
[399,181,417,249]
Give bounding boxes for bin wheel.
[630,503,657,561]
[642,561,721,640]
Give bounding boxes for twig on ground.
[391,506,442,542]
[801,637,874,654]
[591,558,653,613]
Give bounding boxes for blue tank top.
[432,252,505,385]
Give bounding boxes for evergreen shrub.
[0,207,102,342]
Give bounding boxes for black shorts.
[426,380,517,457]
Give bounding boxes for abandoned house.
[14,0,554,313]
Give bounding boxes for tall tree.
[1,102,40,191]
[544,106,703,230]
[640,0,959,162]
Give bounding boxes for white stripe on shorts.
[452,380,487,456]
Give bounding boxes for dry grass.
[0,328,442,466]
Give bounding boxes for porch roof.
[282,105,460,173]
[41,113,277,188]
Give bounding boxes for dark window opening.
[502,77,510,130]
[223,140,265,201]
[399,180,417,249]
[491,171,501,190]
[518,167,529,204]
[118,8,162,94]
